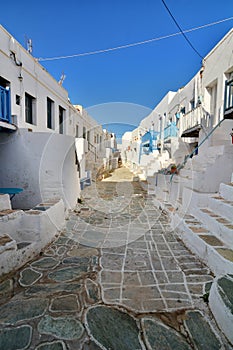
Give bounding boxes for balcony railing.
[224,79,233,119]
[0,86,12,124]
[180,105,202,137]
[163,122,178,140]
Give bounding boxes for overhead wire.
[37,16,233,62]
[161,0,204,60]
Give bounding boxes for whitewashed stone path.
[0,167,231,349]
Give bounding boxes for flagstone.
[0,325,32,350]
[0,298,49,324]
[85,279,101,303]
[35,340,67,350]
[31,257,59,270]
[48,266,88,282]
[142,318,191,350]
[101,270,122,284]
[184,311,221,350]
[19,268,42,286]
[0,278,13,299]
[86,306,141,350]
[50,294,80,313]
[62,256,90,265]
[38,315,84,340]
[25,283,81,296]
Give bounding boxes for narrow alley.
[0,167,230,350]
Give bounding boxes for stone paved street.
[0,167,232,349]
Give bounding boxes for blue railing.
[163,122,178,139]
[0,86,12,124]
[139,130,159,163]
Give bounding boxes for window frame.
[47,97,54,130]
[25,92,36,125]
[59,105,65,134]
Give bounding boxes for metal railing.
[139,130,159,163]
[0,86,12,123]
[163,122,178,139]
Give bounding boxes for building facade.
[122,28,233,185]
[0,25,105,210]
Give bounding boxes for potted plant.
[170,164,178,174]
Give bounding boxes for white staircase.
[172,181,233,276]
[179,145,233,193]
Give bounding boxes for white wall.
[140,91,176,132]
[0,25,103,141]
[0,26,69,132]
[0,130,80,209]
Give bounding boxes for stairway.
[178,144,233,193]
[172,182,233,276]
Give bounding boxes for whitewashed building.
[0,24,109,276]
[122,28,233,185]
[0,24,105,210]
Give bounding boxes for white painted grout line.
[146,232,168,310]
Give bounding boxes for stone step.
[209,195,233,221]
[172,213,233,276]
[0,209,24,223]
[0,233,17,254]
[198,208,233,246]
[219,182,233,201]
[180,167,206,179]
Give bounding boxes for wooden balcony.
[180,105,202,137]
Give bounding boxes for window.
[87,130,90,142]
[47,97,54,129]
[83,126,86,139]
[180,107,186,114]
[59,106,65,134]
[16,95,20,105]
[76,125,79,137]
[190,99,195,110]
[0,76,10,88]
[206,82,217,117]
[25,92,36,125]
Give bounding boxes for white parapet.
[219,182,233,202]
[0,198,65,276]
[0,194,11,211]
[209,275,233,346]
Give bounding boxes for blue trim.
[0,187,23,199]
[139,130,159,163]
[164,122,178,139]
[0,86,12,124]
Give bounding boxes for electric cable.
[161,0,204,59]
[38,16,233,62]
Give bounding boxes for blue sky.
[1,0,233,132]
